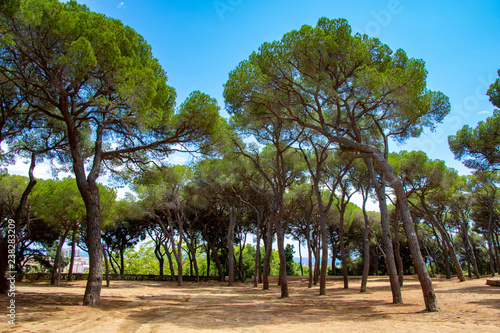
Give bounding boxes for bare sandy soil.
[1,275,499,332]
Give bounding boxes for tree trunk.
[164,242,176,281]
[68,224,78,282]
[107,248,118,275]
[262,209,275,290]
[425,246,435,277]
[184,237,199,282]
[275,214,288,298]
[331,233,338,277]
[206,245,211,277]
[391,184,438,311]
[188,250,193,276]
[339,218,348,289]
[227,208,236,286]
[316,131,439,311]
[52,227,70,286]
[202,228,224,281]
[443,245,451,279]
[494,233,500,274]
[176,234,183,286]
[119,246,125,275]
[81,187,104,306]
[486,232,496,277]
[238,237,245,282]
[254,225,262,287]
[313,239,320,285]
[155,244,164,277]
[366,159,402,303]
[393,216,404,287]
[103,244,110,287]
[314,179,329,295]
[360,192,370,293]
[487,199,496,277]
[298,238,303,277]
[307,226,313,288]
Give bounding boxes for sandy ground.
[1,275,499,332]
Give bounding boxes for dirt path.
[1,276,499,332]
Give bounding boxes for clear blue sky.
[8,0,500,178]
[73,0,499,175]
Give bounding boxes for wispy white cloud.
[478,110,490,115]
[117,2,125,9]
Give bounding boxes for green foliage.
[30,177,116,227]
[487,69,500,109]
[224,17,450,146]
[449,109,500,171]
[0,173,27,219]
[120,241,160,275]
[449,71,500,171]
[285,244,298,276]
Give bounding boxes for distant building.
[63,248,80,258]
[61,248,89,273]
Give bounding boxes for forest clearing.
[2,276,499,332]
[2,3,500,333]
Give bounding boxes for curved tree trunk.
[202,229,224,281]
[391,186,438,311]
[360,191,370,293]
[366,159,402,303]
[311,124,439,311]
[52,227,70,286]
[103,244,110,287]
[254,228,261,287]
[298,237,303,276]
[420,200,465,282]
[164,242,176,281]
[0,152,38,294]
[81,188,104,306]
[393,205,404,287]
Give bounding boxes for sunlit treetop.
[224,17,450,147]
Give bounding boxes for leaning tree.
[224,18,450,311]
[0,0,222,305]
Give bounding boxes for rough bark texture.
[82,192,104,306]
[262,210,275,290]
[275,215,289,298]
[419,199,465,282]
[103,244,110,287]
[54,227,70,287]
[391,182,439,311]
[293,118,439,311]
[393,204,404,286]
[366,159,402,303]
